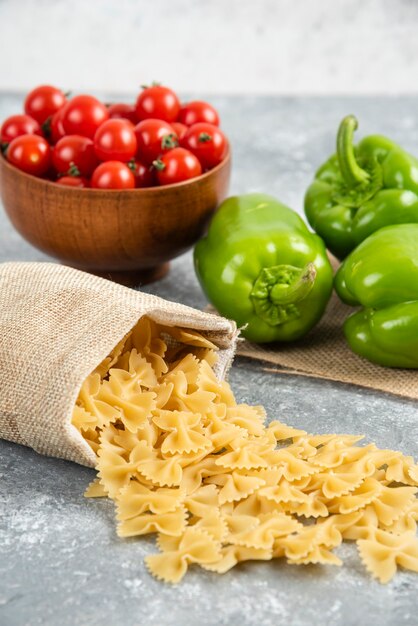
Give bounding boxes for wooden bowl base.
[70,263,171,287]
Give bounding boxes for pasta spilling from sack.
[72,317,418,584]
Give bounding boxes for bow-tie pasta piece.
[264,449,320,482]
[192,509,228,543]
[132,444,184,488]
[153,410,212,455]
[76,373,120,430]
[166,353,200,385]
[341,506,379,541]
[357,528,418,583]
[160,325,219,350]
[207,471,266,505]
[145,528,222,583]
[215,440,271,471]
[196,359,236,406]
[97,379,156,433]
[184,484,219,517]
[116,482,184,519]
[231,492,286,517]
[72,319,418,585]
[93,331,132,379]
[280,490,329,519]
[180,456,221,495]
[118,505,187,538]
[96,446,136,497]
[84,478,107,498]
[326,478,383,515]
[225,405,266,437]
[228,512,302,550]
[289,545,342,567]
[258,480,312,506]
[131,317,168,378]
[371,485,417,527]
[202,545,273,574]
[267,421,307,442]
[385,455,418,486]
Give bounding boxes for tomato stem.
[198,132,212,143]
[161,133,178,150]
[67,162,81,177]
[141,81,161,90]
[152,158,166,171]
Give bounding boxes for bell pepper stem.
[269,263,316,305]
[337,115,370,187]
[250,262,317,327]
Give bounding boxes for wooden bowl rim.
[0,147,231,195]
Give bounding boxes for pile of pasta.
[72,317,418,584]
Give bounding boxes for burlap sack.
[0,262,238,468]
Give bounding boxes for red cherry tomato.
[128,160,155,188]
[135,85,180,123]
[91,161,135,189]
[62,95,109,139]
[154,147,202,186]
[94,119,137,162]
[134,119,178,165]
[181,123,227,170]
[57,175,89,188]
[0,114,42,144]
[24,85,67,125]
[171,122,188,141]
[108,103,137,124]
[49,107,67,144]
[7,134,51,176]
[178,101,220,127]
[52,135,98,177]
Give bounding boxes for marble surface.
[1,94,418,626]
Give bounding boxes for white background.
[1,0,418,95]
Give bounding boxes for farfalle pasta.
[72,316,418,584]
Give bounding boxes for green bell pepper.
[335,223,418,368]
[194,193,333,343]
[304,115,418,260]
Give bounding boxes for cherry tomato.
[91,161,135,189]
[52,135,98,177]
[181,123,227,170]
[57,175,89,188]
[0,114,42,145]
[48,107,67,144]
[178,101,220,127]
[24,85,67,125]
[154,147,202,186]
[94,119,137,162]
[108,103,137,124]
[62,95,109,139]
[7,135,51,176]
[135,85,180,123]
[135,119,178,165]
[171,122,188,141]
[128,160,155,188]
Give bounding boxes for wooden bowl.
[0,151,231,285]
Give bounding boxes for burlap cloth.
[235,289,418,401]
[0,262,238,467]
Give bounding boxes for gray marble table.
[1,94,418,626]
